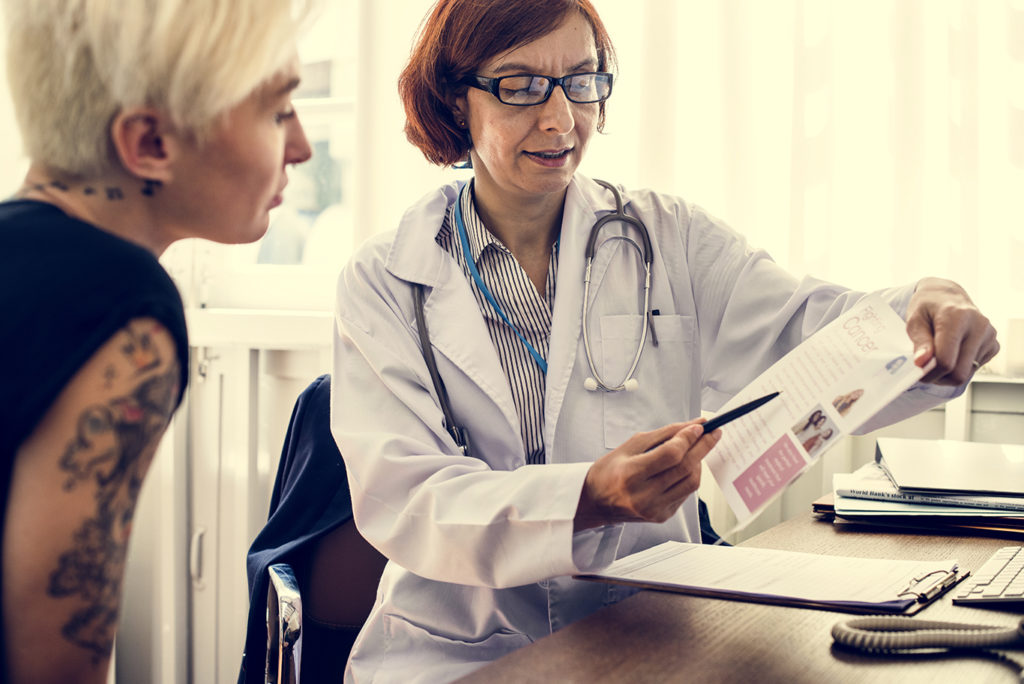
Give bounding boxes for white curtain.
[585,0,1022,342]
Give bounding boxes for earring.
[456,118,466,128]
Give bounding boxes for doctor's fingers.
[920,309,998,385]
[648,429,721,493]
[638,424,719,476]
[626,419,707,455]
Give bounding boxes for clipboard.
[576,542,966,615]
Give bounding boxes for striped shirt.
[436,183,558,465]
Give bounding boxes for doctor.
[331,1,998,682]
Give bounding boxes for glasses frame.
[461,72,614,106]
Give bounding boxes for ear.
[109,107,176,183]
[450,94,469,128]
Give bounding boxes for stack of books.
[813,438,1024,539]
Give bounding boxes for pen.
[702,391,781,434]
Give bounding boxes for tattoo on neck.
[141,179,162,196]
[18,178,158,202]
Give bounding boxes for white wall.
[0,15,27,195]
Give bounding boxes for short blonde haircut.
[2,0,319,178]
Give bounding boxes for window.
[164,0,361,312]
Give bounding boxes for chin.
[220,218,271,245]
[527,174,574,197]
[247,220,272,244]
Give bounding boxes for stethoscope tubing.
[451,179,655,392]
[582,180,654,392]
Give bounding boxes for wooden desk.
[458,515,1024,683]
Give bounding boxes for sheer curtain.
[585,0,1021,338]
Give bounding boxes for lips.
[524,148,572,167]
[269,179,288,209]
[525,148,571,159]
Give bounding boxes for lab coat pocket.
[382,613,533,671]
[600,314,696,449]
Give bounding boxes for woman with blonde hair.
[0,1,318,681]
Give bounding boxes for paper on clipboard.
[576,541,963,614]
[703,295,931,527]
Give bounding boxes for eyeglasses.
[461,72,613,106]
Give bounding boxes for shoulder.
[0,202,189,451]
[1,199,184,311]
[571,175,743,249]
[21,317,183,457]
[339,181,465,312]
[570,175,699,236]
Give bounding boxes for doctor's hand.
[573,420,722,532]
[905,277,999,386]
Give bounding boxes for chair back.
[240,374,386,684]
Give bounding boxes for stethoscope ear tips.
[584,377,599,392]
[623,379,639,392]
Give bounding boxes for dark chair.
[239,374,387,684]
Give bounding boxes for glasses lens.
[565,73,612,103]
[497,75,552,105]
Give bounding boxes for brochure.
[704,294,931,525]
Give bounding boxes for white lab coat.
[331,174,957,683]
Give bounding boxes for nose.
[536,84,575,135]
[286,112,313,165]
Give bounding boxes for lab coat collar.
[385,175,626,287]
[386,180,466,287]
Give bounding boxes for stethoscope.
[453,179,654,394]
[581,179,654,392]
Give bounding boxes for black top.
[0,199,189,674]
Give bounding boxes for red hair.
[398,0,616,167]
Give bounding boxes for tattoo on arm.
[47,326,180,662]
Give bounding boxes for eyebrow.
[490,58,598,76]
[276,77,302,96]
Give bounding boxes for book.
[834,462,1024,512]
[875,437,1024,497]
[810,492,1024,540]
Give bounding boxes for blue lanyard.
[453,188,548,374]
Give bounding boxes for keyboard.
[953,546,1024,605]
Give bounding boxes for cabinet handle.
[189,528,205,584]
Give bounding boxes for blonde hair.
[2,0,319,178]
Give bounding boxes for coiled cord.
[832,616,1024,680]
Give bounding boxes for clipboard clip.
[897,566,962,603]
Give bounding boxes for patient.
[0,1,317,681]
